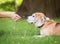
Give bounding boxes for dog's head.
[27,12,50,28]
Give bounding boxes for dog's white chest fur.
[40,27,53,35]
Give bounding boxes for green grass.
[0,18,60,44]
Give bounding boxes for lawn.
[0,18,60,44]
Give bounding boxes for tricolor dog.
[27,12,60,37]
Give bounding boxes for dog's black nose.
[26,17,28,19]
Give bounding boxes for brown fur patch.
[45,20,55,25]
[35,12,45,20]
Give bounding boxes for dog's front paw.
[33,35,45,39]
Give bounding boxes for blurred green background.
[0,0,23,12]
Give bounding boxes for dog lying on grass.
[27,12,60,37]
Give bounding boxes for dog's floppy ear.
[46,17,50,20]
[44,16,50,21]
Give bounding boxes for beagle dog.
[27,12,60,37]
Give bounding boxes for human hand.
[11,14,21,21]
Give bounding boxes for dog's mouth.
[30,22,33,24]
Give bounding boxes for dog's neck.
[45,20,55,25]
[38,24,44,28]
[41,20,56,28]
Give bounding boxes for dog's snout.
[27,16,30,19]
